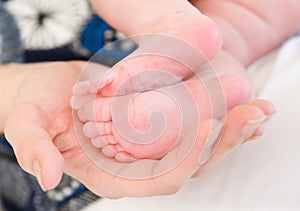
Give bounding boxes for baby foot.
[80,82,205,162]
[74,4,222,98]
[74,63,252,162]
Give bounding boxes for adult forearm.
[0,64,27,132]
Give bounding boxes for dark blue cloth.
[81,15,112,54]
[0,2,23,63]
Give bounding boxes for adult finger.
[192,100,275,178]
[4,103,64,191]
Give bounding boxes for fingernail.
[240,115,267,136]
[253,126,264,137]
[244,128,265,143]
[247,135,264,142]
[199,120,224,165]
[33,161,47,191]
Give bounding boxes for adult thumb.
[4,104,64,191]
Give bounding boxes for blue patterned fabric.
[0,1,23,63]
[81,15,112,54]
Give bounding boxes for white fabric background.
[83,36,300,211]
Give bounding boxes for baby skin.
[71,0,254,162]
[72,0,300,162]
[78,0,223,97]
[73,50,252,162]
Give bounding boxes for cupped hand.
[67,98,273,198]
[3,61,274,198]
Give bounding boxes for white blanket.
[83,36,300,211]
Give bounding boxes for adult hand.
[67,99,273,199]
[3,61,274,198]
[3,62,83,190]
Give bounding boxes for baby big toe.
[89,71,115,94]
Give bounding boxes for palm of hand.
[67,51,271,198]
[4,56,273,199]
[3,62,193,197]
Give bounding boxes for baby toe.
[91,136,108,148]
[101,144,118,158]
[115,151,137,163]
